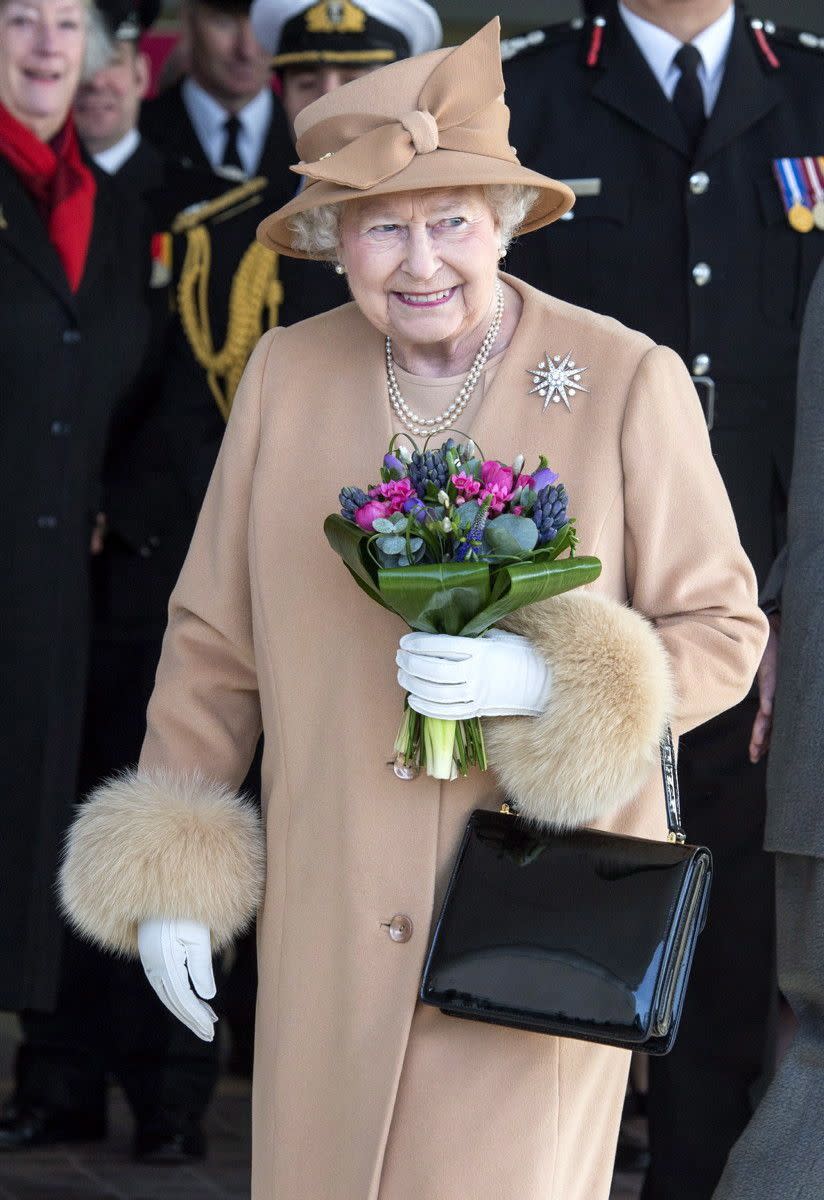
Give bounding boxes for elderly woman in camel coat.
[60,20,767,1200]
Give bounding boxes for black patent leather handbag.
[419,729,712,1054]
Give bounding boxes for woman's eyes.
[367,217,468,236]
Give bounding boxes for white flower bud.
[398,446,412,464]
[438,490,450,507]
[513,454,525,476]
[442,518,453,533]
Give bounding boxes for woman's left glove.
[396,629,552,720]
[137,918,218,1042]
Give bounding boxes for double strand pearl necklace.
[385,281,505,437]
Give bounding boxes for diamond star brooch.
[527,351,589,411]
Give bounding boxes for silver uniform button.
[388,915,413,943]
[692,353,711,375]
[689,171,710,195]
[692,262,712,287]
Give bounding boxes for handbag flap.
[421,809,707,1044]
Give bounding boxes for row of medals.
[774,157,824,233]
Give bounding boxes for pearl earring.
[334,263,346,275]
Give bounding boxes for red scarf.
[0,104,96,292]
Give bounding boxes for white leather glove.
[396,629,552,720]
[137,918,217,1042]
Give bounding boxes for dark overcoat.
[504,4,824,584]
[0,156,150,1011]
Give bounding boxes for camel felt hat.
[256,17,575,258]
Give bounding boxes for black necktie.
[221,114,243,172]
[672,43,706,149]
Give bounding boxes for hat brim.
[256,150,575,258]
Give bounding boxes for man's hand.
[749,613,780,763]
[90,512,107,555]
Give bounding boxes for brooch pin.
[527,351,589,411]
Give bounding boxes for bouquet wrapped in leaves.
[325,436,602,780]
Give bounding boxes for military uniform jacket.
[0,156,150,1010]
[504,4,824,583]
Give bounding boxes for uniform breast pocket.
[510,179,632,310]
[757,176,811,326]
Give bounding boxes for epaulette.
[501,19,583,63]
[171,177,269,235]
[745,17,824,70]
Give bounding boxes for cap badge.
[527,351,589,411]
[305,0,367,34]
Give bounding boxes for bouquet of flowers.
[325,435,602,780]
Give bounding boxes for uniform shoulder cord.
[176,223,283,421]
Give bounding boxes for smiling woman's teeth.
[400,289,453,304]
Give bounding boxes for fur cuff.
[59,769,265,957]
[484,592,673,829]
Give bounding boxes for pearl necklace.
[385,281,505,437]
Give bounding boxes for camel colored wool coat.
[61,276,767,1200]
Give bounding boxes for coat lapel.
[0,158,75,315]
[590,12,690,158]
[695,11,782,165]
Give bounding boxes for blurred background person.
[139,0,293,179]
[0,0,153,1154]
[502,3,824,1197]
[74,0,159,189]
[712,263,824,1200]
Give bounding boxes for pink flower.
[451,473,481,500]
[369,477,415,515]
[511,505,523,516]
[480,460,515,514]
[355,500,391,530]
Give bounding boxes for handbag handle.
[660,725,686,844]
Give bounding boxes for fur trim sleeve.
[484,592,673,829]
[58,769,265,957]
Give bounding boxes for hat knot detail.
[400,110,439,155]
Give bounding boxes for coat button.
[692,262,712,286]
[689,171,710,195]
[50,420,71,436]
[62,329,81,344]
[692,353,711,375]
[388,915,413,943]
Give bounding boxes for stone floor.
[0,1015,642,1199]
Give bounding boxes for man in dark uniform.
[139,0,294,181]
[503,4,824,1198]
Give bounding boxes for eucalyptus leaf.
[372,518,396,534]
[454,499,480,529]
[485,515,540,557]
[377,535,407,555]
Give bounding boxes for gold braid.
[176,225,283,421]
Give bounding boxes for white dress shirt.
[92,127,142,175]
[181,77,274,176]
[618,2,735,116]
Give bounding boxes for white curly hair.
[288,184,540,261]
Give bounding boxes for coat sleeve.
[485,343,768,830]
[59,330,280,958]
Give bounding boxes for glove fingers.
[159,976,215,1042]
[399,633,473,660]
[161,922,217,1040]
[408,695,479,720]
[185,938,217,1001]
[395,649,469,684]
[397,671,473,704]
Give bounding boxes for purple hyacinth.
[339,485,371,522]
[533,483,568,545]
[454,498,491,561]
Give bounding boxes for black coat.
[0,156,151,1011]
[504,6,824,584]
[139,79,295,185]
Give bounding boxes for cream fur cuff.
[484,592,673,829]
[59,769,265,957]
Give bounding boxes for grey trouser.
[714,852,824,1200]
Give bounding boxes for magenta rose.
[355,500,391,530]
[369,477,415,515]
[480,460,515,514]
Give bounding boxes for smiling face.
[185,0,271,112]
[0,0,86,140]
[74,40,148,154]
[338,187,502,364]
